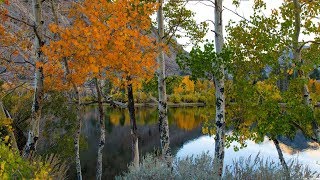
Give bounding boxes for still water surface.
[71,106,320,179]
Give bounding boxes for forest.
[0,0,320,179]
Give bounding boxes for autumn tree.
[44,0,158,178]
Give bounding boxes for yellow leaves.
[174,76,195,94]
[287,69,294,75]
[256,81,282,101]
[3,136,9,143]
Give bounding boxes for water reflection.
[76,106,206,179]
[70,106,319,179]
[176,136,320,171]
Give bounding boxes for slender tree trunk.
[272,138,290,179]
[23,0,44,158]
[49,5,82,179]
[95,78,106,180]
[213,0,226,179]
[63,58,82,180]
[157,0,171,163]
[292,0,320,143]
[74,88,82,180]
[127,83,139,168]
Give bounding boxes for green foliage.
[142,75,183,97]
[163,0,208,45]
[133,91,150,103]
[168,94,181,103]
[224,0,320,149]
[0,141,67,179]
[177,40,233,80]
[40,92,88,159]
[3,91,32,131]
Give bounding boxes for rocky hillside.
[2,0,183,83]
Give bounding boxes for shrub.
[169,94,182,103]
[118,153,319,180]
[0,142,68,179]
[223,153,320,180]
[134,92,150,103]
[181,94,197,103]
[112,92,127,102]
[117,154,172,180]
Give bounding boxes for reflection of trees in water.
[107,107,213,131]
[73,106,208,179]
[172,108,202,131]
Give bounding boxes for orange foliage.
[174,76,195,94]
[43,0,159,91]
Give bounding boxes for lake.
[69,106,320,179]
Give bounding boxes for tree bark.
[74,88,82,180]
[213,0,226,179]
[157,0,172,164]
[49,5,82,179]
[63,58,83,180]
[95,78,106,180]
[23,0,44,158]
[272,138,290,180]
[127,83,139,169]
[292,0,320,143]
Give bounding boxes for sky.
[177,0,314,51]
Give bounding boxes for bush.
[118,153,319,180]
[169,94,182,103]
[181,94,197,103]
[134,92,150,103]
[0,142,68,179]
[223,153,320,180]
[117,154,172,180]
[112,92,127,102]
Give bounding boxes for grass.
[117,153,320,180]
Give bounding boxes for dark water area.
[68,106,320,179]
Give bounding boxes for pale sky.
[177,0,315,51]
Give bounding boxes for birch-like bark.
[74,87,82,180]
[23,0,44,158]
[213,0,226,179]
[95,78,106,180]
[292,0,320,143]
[63,58,83,180]
[272,138,290,179]
[157,0,171,163]
[127,83,139,168]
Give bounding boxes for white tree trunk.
[74,90,82,180]
[213,0,226,179]
[95,78,106,180]
[23,0,44,158]
[157,0,171,163]
[292,0,320,143]
[63,58,83,180]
